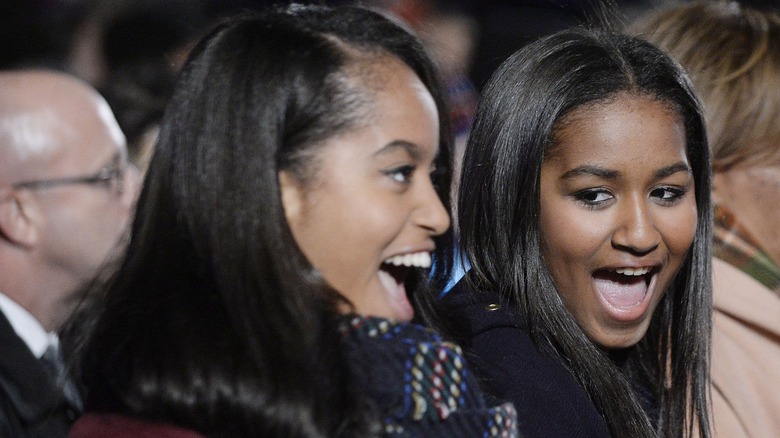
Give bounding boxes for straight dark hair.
[77,5,453,437]
[455,29,711,438]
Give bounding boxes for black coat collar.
[0,310,72,423]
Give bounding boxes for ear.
[0,190,39,247]
[278,170,305,227]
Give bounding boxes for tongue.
[594,273,647,308]
[378,268,414,320]
[378,268,403,297]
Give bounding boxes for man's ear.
[0,191,39,247]
[278,171,304,227]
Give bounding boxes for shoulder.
[439,278,537,367]
[339,315,519,437]
[711,258,780,437]
[339,315,472,398]
[439,280,612,438]
[712,257,780,331]
[712,257,771,295]
[440,277,525,336]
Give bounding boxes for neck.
[0,257,80,332]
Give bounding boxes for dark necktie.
[39,344,83,411]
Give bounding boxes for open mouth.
[377,252,432,320]
[593,266,655,310]
[379,262,409,291]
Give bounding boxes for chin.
[593,326,649,350]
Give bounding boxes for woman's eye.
[429,164,446,190]
[386,165,415,184]
[574,189,613,206]
[650,186,686,204]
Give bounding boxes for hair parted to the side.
[630,0,780,171]
[456,29,711,438]
[78,5,452,437]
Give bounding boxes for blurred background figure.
[0,70,139,437]
[71,0,219,174]
[95,1,203,173]
[631,2,780,436]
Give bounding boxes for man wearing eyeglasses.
[0,70,140,437]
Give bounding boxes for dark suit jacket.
[441,277,612,438]
[0,310,80,437]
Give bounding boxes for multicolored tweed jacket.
[339,315,518,437]
[714,205,780,292]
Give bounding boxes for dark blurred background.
[4,0,779,166]
[9,0,780,89]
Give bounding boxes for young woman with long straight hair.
[437,28,712,438]
[67,5,516,437]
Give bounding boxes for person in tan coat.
[632,2,780,436]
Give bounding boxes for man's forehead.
[0,108,69,161]
[1,107,125,184]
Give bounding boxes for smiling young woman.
[280,56,450,322]
[66,4,516,438]
[435,29,712,438]
[539,94,698,349]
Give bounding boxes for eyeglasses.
[11,155,128,194]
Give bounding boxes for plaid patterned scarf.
[714,205,780,293]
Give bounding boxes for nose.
[611,195,660,255]
[415,180,451,236]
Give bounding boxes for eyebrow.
[560,165,619,180]
[372,140,425,161]
[654,162,691,179]
[560,161,691,181]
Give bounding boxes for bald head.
[0,70,138,331]
[0,70,126,186]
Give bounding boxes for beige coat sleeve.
[710,258,780,438]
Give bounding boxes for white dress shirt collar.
[0,292,58,358]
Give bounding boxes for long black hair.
[455,29,711,437]
[78,5,453,437]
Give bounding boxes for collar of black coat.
[0,309,73,423]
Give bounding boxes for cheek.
[541,203,607,268]
[44,196,94,236]
[291,186,400,282]
[661,201,698,259]
[540,206,607,314]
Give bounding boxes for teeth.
[384,252,432,268]
[614,267,651,276]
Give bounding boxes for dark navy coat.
[441,277,613,438]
